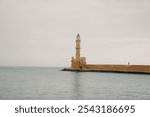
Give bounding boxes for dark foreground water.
[0,67,150,100]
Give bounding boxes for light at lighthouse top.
[76,34,80,40]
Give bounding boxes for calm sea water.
[0,67,150,100]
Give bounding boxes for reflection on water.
[72,72,82,100]
[0,67,150,100]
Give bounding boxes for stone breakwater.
[64,34,150,74]
[62,64,150,74]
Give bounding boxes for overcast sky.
[0,0,150,67]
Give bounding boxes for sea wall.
[85,64,150,73]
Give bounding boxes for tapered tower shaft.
[76,34,81,60]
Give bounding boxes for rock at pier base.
[61,67,150,74]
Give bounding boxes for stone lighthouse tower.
[71,34,86,70]
[76,34,81,60]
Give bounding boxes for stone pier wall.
[85,64,150,73]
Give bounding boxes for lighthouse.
[62,34,150,74]
[75,34,81,60]
[71,34,86,70]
